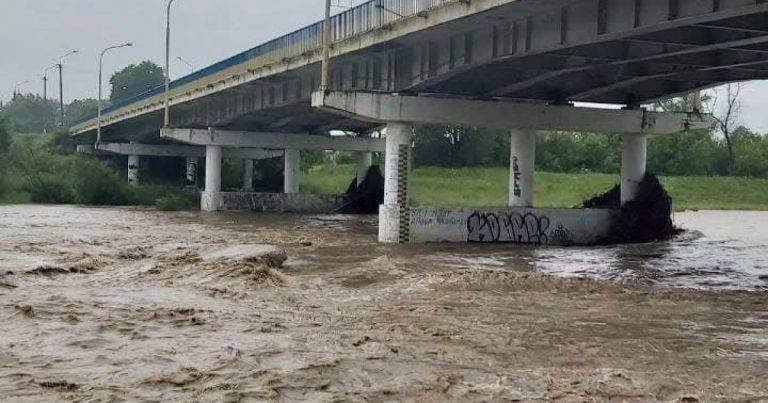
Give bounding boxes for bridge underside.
[70,0,767,244]
[75,0,768,142]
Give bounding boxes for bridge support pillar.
[284,149,300,194]
[243,159,254,190]
[127,155,140,186]
[201,145,223,212]
[620,134,647,205]
[379,122,413,243]
[357,151,373,185]
[509,129,536,207]
[185,157,198,188]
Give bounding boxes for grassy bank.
[302,164,768,211]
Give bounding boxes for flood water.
[1,205,766,401]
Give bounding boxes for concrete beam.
[161,127,385,152]
[77,143,282,160]
[312,91,714,135]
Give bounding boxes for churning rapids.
[1,205,766,401]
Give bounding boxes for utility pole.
[58,63,64,126]
[56,50,79,127]
[42,75,47,101]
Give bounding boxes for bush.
[154,191,200,211]
[70,156,134,205]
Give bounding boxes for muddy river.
[1,205,766,401]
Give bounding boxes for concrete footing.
[202,191,345,213]
[408,207,618,245]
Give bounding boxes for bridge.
[72,0,768,244]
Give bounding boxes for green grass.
[302,164,768,211]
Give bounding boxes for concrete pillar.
[127,155,140,186]
[620,134,648,205]
[284,149,300,194]
[379,122,412,243]
[201,145,222,212]
[356,151,373,185]
[243,159,254,190]
[185,157,198,188]
[509,129,536,207]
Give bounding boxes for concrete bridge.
[72,0,768,244]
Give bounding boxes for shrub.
[70,156,134,205]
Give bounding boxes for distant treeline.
[411,124,768,178]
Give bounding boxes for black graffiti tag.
[467,211,552,244]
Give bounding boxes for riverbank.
[1,205,766,401]
[303,164,768,211]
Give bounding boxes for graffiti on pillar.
[185,161,198,187]
[467,211,567,244]
[512,156,522,198]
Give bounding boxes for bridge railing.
[81,0,460,126]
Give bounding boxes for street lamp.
[97,43,133,147]
[177,56,194,74]
[164,0,179,128]
[321,0,332,92]
[57,49,79,126]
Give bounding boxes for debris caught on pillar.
[338,165,384,214]
[583,173,679,244]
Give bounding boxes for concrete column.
[127,155,140,186]
[509,129,536,207]
[185,157,198,188]
[356,151,373,185]
[379,122,412,243]
[201,145,222,212]
[284,149,300,194]
[620,134,648,205]
[242,159,254,190]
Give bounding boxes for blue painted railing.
[78,0,459,126]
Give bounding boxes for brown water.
[1,205,767,401]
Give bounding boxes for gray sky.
[1,0,767,133]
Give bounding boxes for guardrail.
[79,0,460,126]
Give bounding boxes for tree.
[65,98,100,127]
[710,83,746,173]
[0,94,58,133]
[109,61,164,103]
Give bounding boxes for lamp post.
[320,0,332,92]
[42,65,56,101]
[164,0,178,128]
[56,50,79,126]
[97,43,133,147]
[177,56,194,74]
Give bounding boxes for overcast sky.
[1,0,767,133]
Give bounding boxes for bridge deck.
[72,0,768,143]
